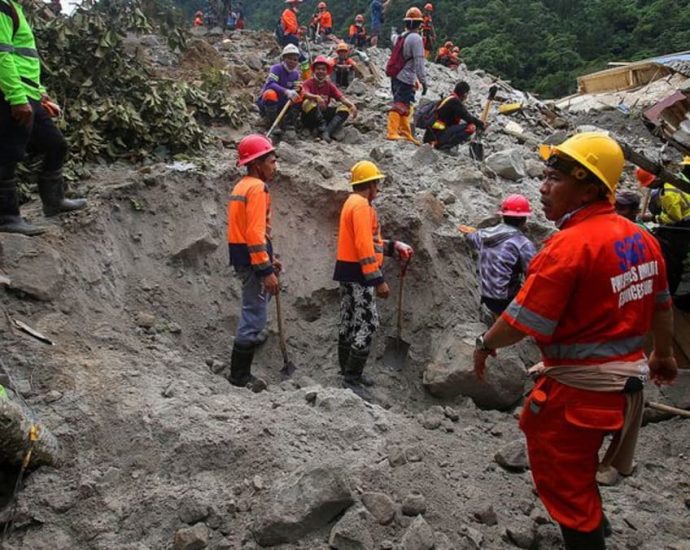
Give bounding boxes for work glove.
[421,82,428,96]
[394,241,414,261]
[285,89,299,101]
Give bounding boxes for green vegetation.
[197,0,690,98]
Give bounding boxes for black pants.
[333,67,352,89]
[301,106,347,130]
[654,222,690,311]
[423,123,473,150]
[0,97,67,178]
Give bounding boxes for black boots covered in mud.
[229,342,267,393]
[341,347,374,396]
[37,170,87,217]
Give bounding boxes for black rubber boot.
[264,104,283,137]
[0,178,45,236]
[560,523,606,550]
[343,347,374,387]
[323,113,347,143]
[228,343,267,393]
[37,170,87,217]
[337,336,350,374]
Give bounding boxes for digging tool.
[266,99,293,139]
[383,259,411,370]
[646,401,690,419]
[469,85,497,161]
[275,289,296,377]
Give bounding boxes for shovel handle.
[397,259,410,339]
[266,99,293,138]
[275,290,290,363]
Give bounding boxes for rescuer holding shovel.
[0,0,86,235]
[333,161,413,390]
[227,134,283,393]
[474,132,677,550]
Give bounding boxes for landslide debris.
[0,15,689,550]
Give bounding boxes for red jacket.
[502,202,671,366]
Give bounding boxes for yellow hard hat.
[351,160,385,187]
[539,132,624,200]
[681,156,690,165]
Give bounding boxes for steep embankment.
[1,28,689,550]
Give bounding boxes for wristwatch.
[475,333,494,353]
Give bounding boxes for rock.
[524,159,543,178]
[361,492,395,525]
[135,312,156,329]
[388,447,407,467]
[245,55,263,71]
[347,80,368,96]
[415,192,445,224]
[473,505,497,526]
[0,234,64,301]
[401,515,434,550]
[443,406,459,422]
[401,493,427,516]
[685,495,690,510]
[328,506,375,550]
[595,465,620,486]
[253,475,264,491]
[172,234,219,263]
[504,522,536,549]
[253,465,354,546]
[423,336,526,409]
[173,523,209,550]
[434,532,454,550]
[178,496,210,524]
[485,149,526,180]
[418,406,444,430]
[340,126,364,145]
[494,439,529,472]
[412,144,438,165]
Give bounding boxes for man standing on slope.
[227,134,282,393]
[334,161,413,390]
[386,7,427,145]
[0,0,86,235]
[474,132,677,550]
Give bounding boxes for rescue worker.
[386,7,427,145]
[279,0,302,47]
[334,160,413,388]
[331,42,357,89]
[474,132,677,550]
[643,158,690,226]
[256,44,301,137]
[193,10,204,26]
[369,0,391,47]
[0,0,86,236]
[420,3,436,59]
[614,191,642,223]
[227,134,282,393]
[349,14,367,49]
[435,40,453,66]
[423,81,484,150]
[448,46,461,70]
[300,55,358,142]
[309,1,333,41]
[459,194,536,318]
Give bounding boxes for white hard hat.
[281,44,300,57]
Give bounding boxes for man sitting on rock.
[256,44,301,137]
[333,160,413,390]
[423,81,485,150]
[459,194,537,320]
[330,42,357,89]
[348,14,367,49]
[300,56,357,142]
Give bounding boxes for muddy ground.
[1,29,689,550]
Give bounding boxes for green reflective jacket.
[659,180,690,226]
[0,0,45,105]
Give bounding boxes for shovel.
[266,99,293,139]
[383,259,411,370]
[275,289,296,377]
[469,85,497,161]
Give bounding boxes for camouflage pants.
[339,283,379,353]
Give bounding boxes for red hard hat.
[424,3,433,11]
[404,7,424,21]
[499,194,532,217]
[355,14,364,22]
[311,55,333,73]
[237,134,275,167]
[318,1,326,8]
[635,167,656,187]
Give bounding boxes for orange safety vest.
[227,176,274,276]
[281,8,299,36]
[502,201,672,366]
[349,24,366,38]
[317,11,332,29]
[333,194,388,286]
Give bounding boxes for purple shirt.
[257,62,300,106]
[466,223,536,300]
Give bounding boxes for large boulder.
[0,234,64,301]
[423,325,526,410]
[485,148,527,181]
[253,464,354,546]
